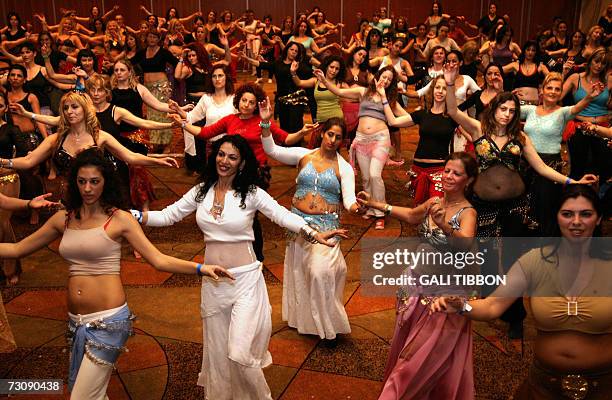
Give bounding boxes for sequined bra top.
[473,135,523,173]
[417,207,473,248]
[294,162,341,205]
[53,135,99,177]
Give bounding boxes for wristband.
[196,263,204,276]
[7,159,13,169]
[259,120,271,129]
[178,59,184,63]
[384,204,393,215]
[31,113,37,122]
[26,199,33,209]
[382,100,389,106]
[565,177,572,185]
[458,300,472,315]
[130,209,143,223]
[181,121,187,129]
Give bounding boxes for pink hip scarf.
[348,129,391,170]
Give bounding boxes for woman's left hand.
[201,264,235,280]
[29,193,62,210]
[300,122,319,135]
[258,96,273,122]
[575,174,598,185]
[156,157,179,168]
[314,229,350,247]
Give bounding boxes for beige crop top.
[59,211,122,276]
[518,248,612,334]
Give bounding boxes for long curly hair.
[366,66,398,108]
[195,135,260,208]
[54,91,101,156]
[65,148,129,218]
[233,83,266,115]
[480,91,524,144]
[320,55,346,83]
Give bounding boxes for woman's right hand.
[258,96,273,122]
[443,62,458,86]
[290,60,299,73]
[313,69,326,82]
[356,191,372,207]
[29,193,62,210]
[430,296,463,313]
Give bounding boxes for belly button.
[77,290,82,295]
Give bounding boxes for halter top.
[418,207,473,248]
[473,135,523,173]
[294,161,341,205]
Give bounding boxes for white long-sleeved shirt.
[261,135,357,211]
[183,94,236,155]
[146,185,306,242]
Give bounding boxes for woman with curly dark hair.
[174,83,317,261]
[0,148,232,398]
[137,135,344,399]
[314,66,404,229]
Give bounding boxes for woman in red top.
[173,82,316,261]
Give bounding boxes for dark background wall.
[1,0,583,46]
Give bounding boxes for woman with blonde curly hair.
[2,91,178,203]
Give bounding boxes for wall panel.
[0,0,585,46]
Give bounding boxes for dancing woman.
[136,135,344,399]
[262,116,360,340]
[0,148,231,398]
[358,152,478,399]
[314,66,405,229]
[1,91,178,203]
[432,184,612,399]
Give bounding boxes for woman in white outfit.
[261,114,361,340]
[137,134,345,399]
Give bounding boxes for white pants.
[198,261,273,400]
[71,357,112,400]
[283,237,351,339]
[352,131,390,217]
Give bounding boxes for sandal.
[374,218,385,230]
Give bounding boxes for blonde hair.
[462,40,479,56]
[110,59,139,90]
[541,72,563,88]
[85,73,112,101]
[54,92,100,155]
[58,17,76,36]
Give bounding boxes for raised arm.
[290,61,316,88]
[114,106,173,130]
[100,130,179,168]
[570,81,604,115]
[443,64,482,140]
[261,133,309,165]
[376,79,414,127]
[0,210,63,258]
[313,69,365,100]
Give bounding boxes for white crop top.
[145,185,306,242]
[262,135,357,211]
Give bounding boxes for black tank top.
[186,68,208,94]
[111,88,143,133]
[0,124,18,159]
[24,69,50,107]
[15,93,34,112]
[513,64,541,89]
[97,105,121,139]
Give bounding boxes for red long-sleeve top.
[198,114,289,166]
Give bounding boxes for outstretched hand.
[258,96,273,121]
[575,174,598,185]
[29,193,63,210]
[314,228,350,247]
[443,62,458,86]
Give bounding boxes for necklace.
[209,186,225,221]
[73,132,82,143]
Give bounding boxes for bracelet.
[384,204,393,216]
[7,159,13,169]
[382,100,389,106]
[30,113,36,122]
[259,120,271,129]
[26,199,33,210]
[300,224,319,244]
[565,177,572,185]
[181,121,187,129]
[130,209,143,223]
[178,59,184,63]
[83,75,89,80]
[196,263,204,276]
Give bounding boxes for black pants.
[276,102,304,134]
[568,129,611,182]
[528,153,563,237]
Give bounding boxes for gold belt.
[0,173,18,185]
[531,361,612,400]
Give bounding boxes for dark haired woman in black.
[137,134,344,399]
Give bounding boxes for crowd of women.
[0,1,610,399]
